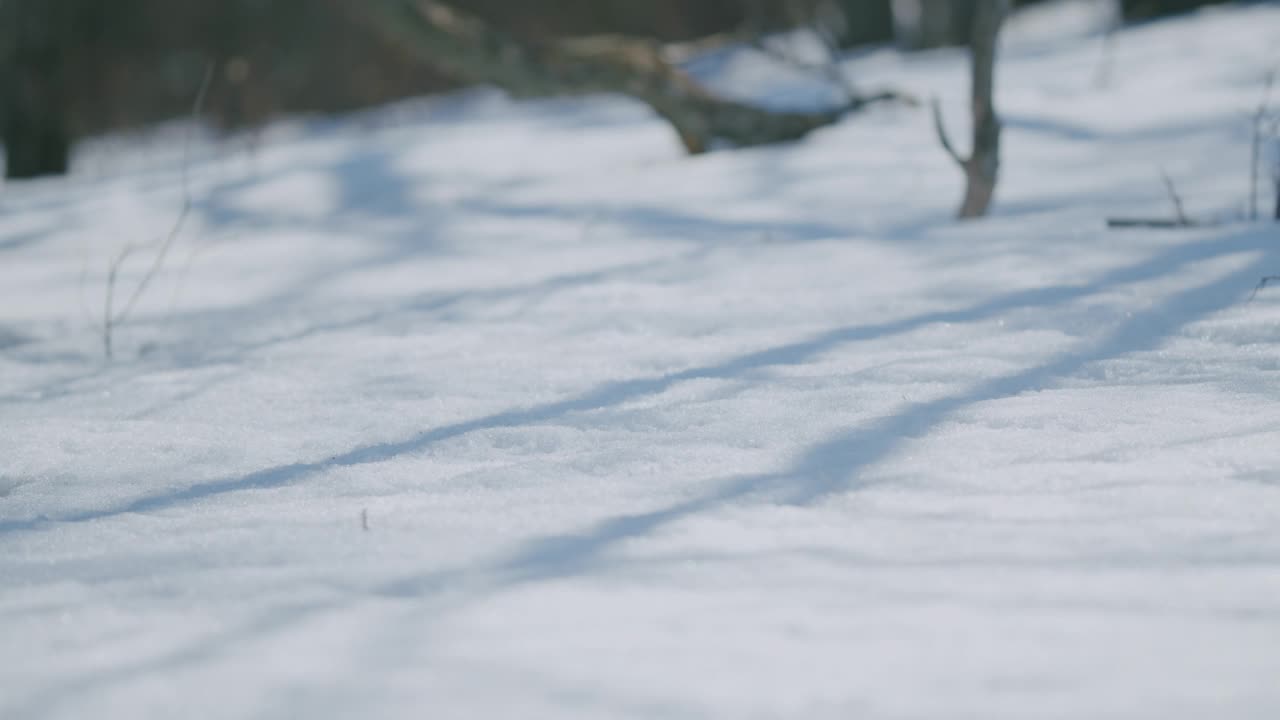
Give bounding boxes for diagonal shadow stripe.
[7,234,1271,714]
[392,239,1275,591]
[1,228,1270,536]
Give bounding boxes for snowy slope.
[3,2,1280,718]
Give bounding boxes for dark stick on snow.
[1248,276,1280,301]
[1160,169,1190,226]
[1250,69,1275,221]
[1106,169,1199,229]
[114,63,215,324]
[1106,218,1201,229]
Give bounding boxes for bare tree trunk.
[0,0,72,179]
[932,0,1005,219]
[1120,0,1231,22]
[812,0,896,48]
[0,95,70,179]
[893,0,975,50]
[959,0,1003,218]
[357,0,896,154]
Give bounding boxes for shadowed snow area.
[2,2,1280,718]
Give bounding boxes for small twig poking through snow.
[361,509,370,532]
[1106,170,1200,229]
[1248,276,1280,301]
[100,62,214,359]
[102,244,139,359]
[1160,169,1189,226]
[1250,69,1276,221]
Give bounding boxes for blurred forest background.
[0,0,1238,179]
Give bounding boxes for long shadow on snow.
[0,226,51,254]
[458,195,853,244]
[2,599,332,719]
[8,230,1271,712]
[3,151,848,404]
[199,144,419,229]
[0,243,712,413]
[0,147,438,404]
[126,246,717,419]
[1,227,1270,535]
[476,243,1274,585]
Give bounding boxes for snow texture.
[2,2,1280,718]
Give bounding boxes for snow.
[3,1,1280,717]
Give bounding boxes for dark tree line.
[0,0,1243,179]
[1120,0,1234,20]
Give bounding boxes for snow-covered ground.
[3,2,1280,717]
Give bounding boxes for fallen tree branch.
[1106,217,1202,229]
[357,0,904,154]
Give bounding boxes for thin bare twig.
[100,62,214,359]
[1160,169,1189,226]
[102,244,139,359]
[1248,275,1280,301]
[1250,69,1276,221]
[1106,168,1207,228]
[931,97,965,170]
[115,63,214,322]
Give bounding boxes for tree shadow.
[3,226,1270,535]
[381,225,1275,593]
[125,245,716,419]
[2,598,331,720]
[0,227,49,254]
[147,223,1270,686]
[0,324,35,351]
[0,134,851,406]
[457,194,854,245]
